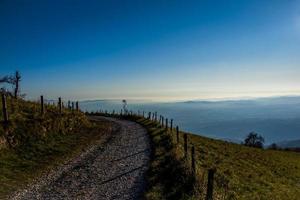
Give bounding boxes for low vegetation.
[119,114,300,200]
[0,97,114,198]
[186,132,300,199]
[2,96,300,199]
[137,118,196,199]
[243,132,265,148]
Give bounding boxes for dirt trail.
[11,116,151,200]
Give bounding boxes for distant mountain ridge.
[182,96,300,105]
[277,139,300,148]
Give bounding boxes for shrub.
[244,132,265,148]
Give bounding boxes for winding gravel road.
[12,116,151,200]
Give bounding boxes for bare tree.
[8,71,21,98]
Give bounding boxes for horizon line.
[75,94,300,103]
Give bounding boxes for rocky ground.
[11,116,151,200]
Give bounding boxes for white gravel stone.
[10,117,151,200]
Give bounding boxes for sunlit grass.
[128,116,300,200]
[0,97,113,198]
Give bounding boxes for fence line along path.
[12,116,151,200]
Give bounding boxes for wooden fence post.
[40,95,44,115]
[1,94,8,124]
[184,134,188,158]
[68,101,71,110]
[170,119,173,131]
[206,169,215,200]
[76,101,79,111]
[191,146,195,173]
[58,97,62,113]
[155,112,157,121]
[165,118,168,130]
[72,102,74,111]
[176,126,179,143]
[162,116,164,127]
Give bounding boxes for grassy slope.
[137,118,196,200]
[187,133,300,200]
[132,116,300,200]
[2,104,299,200]
[0,98,114,198]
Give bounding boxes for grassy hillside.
[0,96,114,198]
[186,134,300,199]
[122,115,300,200]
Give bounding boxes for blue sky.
[0,0,300,101]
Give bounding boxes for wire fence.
[92,109,234,200]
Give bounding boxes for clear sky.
[0,0,300,101]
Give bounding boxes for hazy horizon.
[80,96,300,144]
[80,94,300,102]
[1,0,300,100]
[27,94,300,104]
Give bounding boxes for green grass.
[127,116,300,200]
[138,119,196,200]
[186,132,300,200]
[2,103,300,200]
[110,116,196,200]
[0,122,113,198]
[0,97,114,198]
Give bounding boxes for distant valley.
[80,96,300,145]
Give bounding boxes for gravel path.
[11,116,151,200]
